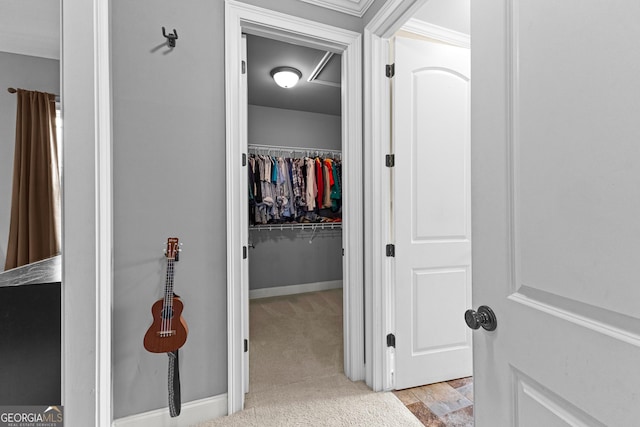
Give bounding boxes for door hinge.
[386,333,396,348]
[342,248,345,256]
[242,60,246,74]
[385,154,395,167]
[244,339,248,352]
[243,246,247,259]
[386,63,395,78]
[386,244,395,257]
[242,153,247,166]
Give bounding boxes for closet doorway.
[224,1,363,414]
[245,33,345,397]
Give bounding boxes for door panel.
[413,268,470,351]
[413,68,470,240]
[394,35,472,390]
[472,0,640,425]
[515,370,606,427]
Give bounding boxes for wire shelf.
[248,143,341,159]
[249,222,342,231]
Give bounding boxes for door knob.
[465,305,497,331]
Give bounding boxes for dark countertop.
[0,255,61,287]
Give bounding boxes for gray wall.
[111,0,225,419]
[248,105,341,150]
[249,229,343,290]
[248,105,342,290]
[0,53,60,271]
[110,1,360,420]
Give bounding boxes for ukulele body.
[143,295,188,353]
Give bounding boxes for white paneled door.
[393,35,472,390]
[472,0,640,425]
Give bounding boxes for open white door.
[393,35,472,390]
[472,0,640,425]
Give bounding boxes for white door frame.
[363,0,473,391]
[224,0,363,414]
[61,0,113,425]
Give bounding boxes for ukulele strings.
[167,257,174,333]
[162,258,169,335]
[163,257,175,336]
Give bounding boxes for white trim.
[62,0,113,425]
[401,19,470,48]
[299,0,375,17]
[363,0,430,392]
[225,0,363,415]
[225,2,245,415]
[308,51,334,81]
[363,28,392,392]
[61,0,113,427]
[112,394,228,427]
[95,0,113,425]
[250,280,343,299]
[308,51,341,87]
[365,0,430,39]
[340,26,365,384]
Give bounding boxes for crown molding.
[300,0,375,17]
[401,18,470,48]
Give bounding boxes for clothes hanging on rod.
[248,145,342,227]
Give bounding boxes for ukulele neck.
[163,237,180,307]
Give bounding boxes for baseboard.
[112,393,227,427]
[249,280,343,299]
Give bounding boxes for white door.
[472,0,640,425]
[393,35,472,390]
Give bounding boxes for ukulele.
[144,237,188,353]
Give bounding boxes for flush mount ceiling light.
[270,66,302,88]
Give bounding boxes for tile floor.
[393,377,474,426]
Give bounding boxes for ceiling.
[247,34,342,117]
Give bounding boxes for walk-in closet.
[244,34,345,397]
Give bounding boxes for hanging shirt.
[276,157,292,218]
[330,159,342,212]
[290,158,306,217]
[305,157,317,212]
[271,156,278,183]
[315,158,324,211]
[322,160,332,209]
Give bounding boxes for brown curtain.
[5,89,60,270]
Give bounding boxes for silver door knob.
[465,305,497,331]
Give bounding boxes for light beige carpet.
[195,289,421,427]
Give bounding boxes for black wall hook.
[162,27,178,48]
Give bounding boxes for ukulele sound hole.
[161,307,174,319]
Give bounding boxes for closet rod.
[248,143,341,156]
